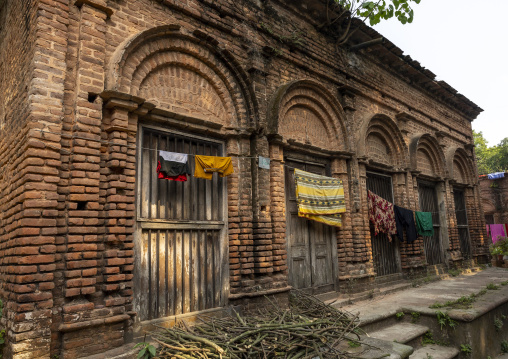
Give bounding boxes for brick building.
[0,0,490,357]
[479,172,508,225]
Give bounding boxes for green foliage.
[348,340,361,348]
[436,311,457,330]
[448,268,461,277]
[494,317,503,332]
[422,331,435,345]
[502,340,508,353]
[474,130,508,174]
[411,312,420,323]
[395,311,405,320]
[134,342,156,359]
[486,283,499,290]
[425,354,433,359]
[335,0,421,26]
[490,237,508,256]
[460,343,472,354]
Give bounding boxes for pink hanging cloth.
[489,224,506,243]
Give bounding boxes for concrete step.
[327,280,412,308]
[367,322,429,349]
[409,344,459,359]
[496,354,508,359]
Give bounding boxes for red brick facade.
[0,0,489,357]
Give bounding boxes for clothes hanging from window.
[489,224,506,243]
[367,190,397,237]
[393,205,417,243]
[157,151,191,182]
[415,211,434,237]
[487,172,505,180]
[194,155,234,180]
[294,169,346,227]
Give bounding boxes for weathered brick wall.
[0,0,488,357]
[480,174,508,224]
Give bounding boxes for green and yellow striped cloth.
[294,169,346,227]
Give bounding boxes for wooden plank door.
[418,182,443,265]
[284,159,337,294]
[134,127,227,322]
[366,172,401,276]
[453,188,472,259]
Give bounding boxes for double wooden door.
[284,159,338,294]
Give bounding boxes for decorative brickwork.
[0,0,488,357]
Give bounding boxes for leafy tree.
[473,130,508,174]
[321,0,422,45]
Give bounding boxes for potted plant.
[490,237,508,266]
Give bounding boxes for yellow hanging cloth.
[294,169,346,227]
[194,155,234,180]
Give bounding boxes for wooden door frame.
[283,154,339,293]
[133,123,229,326]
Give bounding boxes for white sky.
[373,0,508,147]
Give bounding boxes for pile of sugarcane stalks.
[150,290,369,359]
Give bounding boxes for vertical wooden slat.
[205,230,213,309]
[199,230,206,311]
[183,140,190,220]
[190,230,199,312]
[169,230,176,315]
[212,156,219,221]
[183,230,191,313]
[158,135,166,219]
[175,231,183,315]
[150,133,158,219]
[191,141,198,220]
[213,231,221,306]
[205,145,212,221]
[140,131,151,218]
[175,138,183,219]
[138,231,150,320]
[151,230,159,319]
[158,230,166,318]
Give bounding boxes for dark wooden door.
[134,127,227,321]
[284,159,337,294]
[418,182,443,265]
[454,188,472,259]
[366,172,401,276]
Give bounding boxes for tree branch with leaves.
[321,0,421,46]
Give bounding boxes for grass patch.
[487,283,499,290]
[448,268,461,277]
[460,343,472,354]
[395,312,405,320]
[502,340,508,353]
[411,312,420,323]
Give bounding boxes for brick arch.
[409,134,447,177]
[105,25,256,128]
[358,114,408,168]
[446,147,474,185]
[267,80,349,152]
